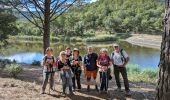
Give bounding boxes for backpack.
[111,49,126,63]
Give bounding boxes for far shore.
[8,34,162,49]
[125,34,162,49]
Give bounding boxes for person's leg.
[102,72,107,91]
[68,76,73,94]
[86,71,91,91]
[49,73,55,90]
[93,70,98,91]
[114,66,121,89]
[106,70,110,91]
[41,72,49,93]
[76,71,81,89]
[61,75,67,94]
[120,67,130,92]
[72,76,76,90]
[100,72,105,91]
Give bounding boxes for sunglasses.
[114,46,119,48]
[61,54,66,55]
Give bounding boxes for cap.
[113,43,119,47]
[73,48,79,51]
[66,47,71,50]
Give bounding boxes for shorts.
[86,70,97,79]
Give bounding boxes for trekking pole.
[49,73,51,94]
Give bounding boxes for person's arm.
[122,50,130,66]
[110,53,114,65]
[83,56,87,71]
[97,60,102,68]
[42,56,46,66]
[77,56,82,67]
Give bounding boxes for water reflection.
[0,42,160,68]
[0,52,43,64]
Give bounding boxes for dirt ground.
[126,34,161,49]
[0,64,156,100]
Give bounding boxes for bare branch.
[28,0,44,26]
[50,0,77,22]
[32,0,44,13]
[50,0,67,17]
[8,0,43,29]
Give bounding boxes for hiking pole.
[49,73,51,94]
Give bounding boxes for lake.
[0,41,160,69]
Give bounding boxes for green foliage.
[50,0,164,36]
[141,68,158,79]
[127,64,141,74]
[5,64,23,78]
[13,0,164,41]
[0,59,12,70]
[126,64,158,83]
[31,60,41,66]
[85,34,118,42]
[0,1,18,46]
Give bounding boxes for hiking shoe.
[115,88,123,92]
[125,91,131,96]
[87,85,90,92]
[61,92,66,96]
[69,92,74,95]
[40,91,45,94]
[95,85,99,92]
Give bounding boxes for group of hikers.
[40,43,131,96]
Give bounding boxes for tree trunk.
[156,0,170,100]
[43,0,51,54]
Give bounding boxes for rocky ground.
[0,64,156,100]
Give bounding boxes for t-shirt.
[58,60,71,71]
[84,53,98,71]
[111,50,128,66]
[70,55,82,71]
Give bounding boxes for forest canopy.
[15,0,164,36]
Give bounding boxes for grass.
[85,34,118,42]
[126,64,158,83]
[8,33,131,43]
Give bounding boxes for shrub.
[0,59,12,70]
[31,60,41,66]
[5,64,23,78]
[126,64,141,74]
[141,68,158,79]
[85,34,118,42]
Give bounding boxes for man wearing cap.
[111,43,131,95]
[83,46,99,92]
[70,48,82,91]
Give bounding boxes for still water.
[0,41,160,69]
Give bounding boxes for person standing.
[97,48,111,93]
[65,47,72,60]
[111,43,130,95]
[41,47,55,94]
[70,48,82,91]
[58,51,73,95]
[83,46,99,92]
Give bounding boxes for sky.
[90,0,98,3]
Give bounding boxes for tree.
[0,0,18,47]
[7,0,77,54]
[156,0,170,100]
